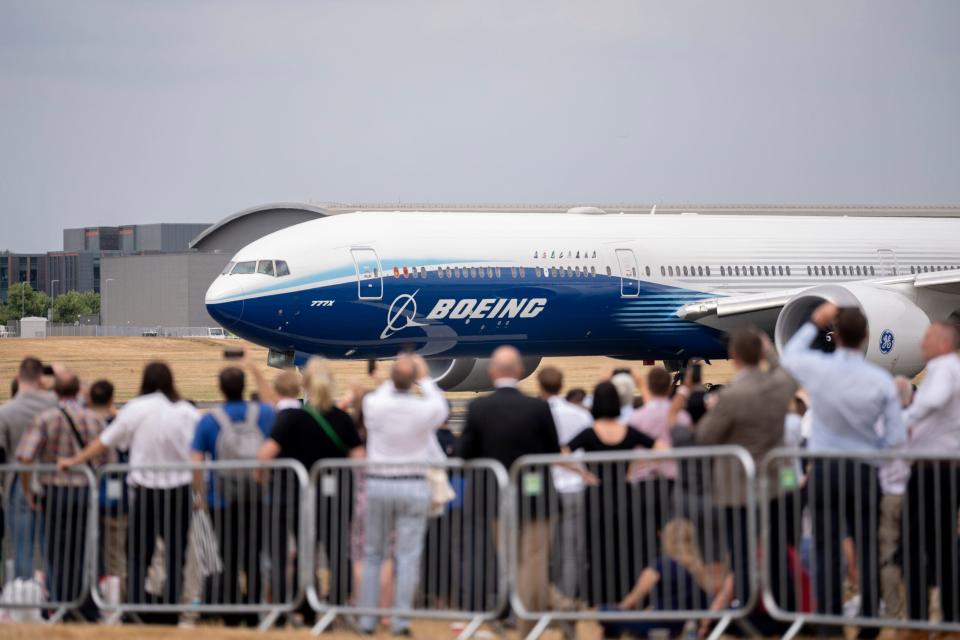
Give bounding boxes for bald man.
[459,345,561,632]
[901,321,960,628]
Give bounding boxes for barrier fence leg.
[524,615,552,640]
[257,608,283,632]
[705,614,732,640]
[311,609,339,636]
[456,615,486,640]
[780,618,805,640]
[47,606,70,624]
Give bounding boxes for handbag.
[427,467,455,517]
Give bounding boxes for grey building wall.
[101,253,231,326]
[63,229,85,253]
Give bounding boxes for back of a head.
[932,321,960,354]
[836,308,868,349]
[89,379,115,408]
[273,369,301,400]
[729,329,762,367]
[647,367,672,397]
[18,357,43,384]
[489,345,524,382]
[140,361,179,402]
[565,388,587,406]
[54,372,80,400]
[391,355,417,392]
[302,356,335,411]
[591,381,621,420]
[219,367,245,402]
[537,365,563,396]
[610,372,636,407]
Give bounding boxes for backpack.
[212,403,263,497]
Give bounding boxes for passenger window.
[749,266,755,276]
[478,268,485,279]
[606,266,612,276]
[735,266,740,276]
[590,266,596,276]
[720,266,725,276]
[682,266,688,277]
[487,267,494,278]
[870,266,875,275]
[763,266,769,276]
[221,262,235,275]
[807,266,812,276]
[697,266,703,276]
[778,266,783,276]
[705,266,711,276]
[645,266,651,276]
[785,266,791,276]
[276,260,290,276]
[232,261,256,275]
[454,269,461,279]
[519,267,526,278]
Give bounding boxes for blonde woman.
[257,357,364,617]
[598,519,732,639]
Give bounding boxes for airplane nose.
[205,276,245,329]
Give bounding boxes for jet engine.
[427,356,543,392]
[774,283,929,377]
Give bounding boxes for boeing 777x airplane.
[205,209,960,390]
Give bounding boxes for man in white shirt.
[358,353,448,635]
[901,321,960,628]
[538,365,592,600]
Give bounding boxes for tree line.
[1,283,101,324]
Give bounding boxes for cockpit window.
[276,260,290,276]
[232,261,256,274]
[221,262,235,275]
[257,260,275,276]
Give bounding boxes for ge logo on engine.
[879,329,895,354]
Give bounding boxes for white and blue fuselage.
[205,211,960,366]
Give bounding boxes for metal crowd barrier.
[760,448,960,638]
[0,464,98,623]
[306,458,510,640]
[93,459,310,629]
[511,446,757,640]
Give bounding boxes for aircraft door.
[877,249,899,276]
[615,248,640,297]
[350,247,383,300]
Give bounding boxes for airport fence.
[3,448,960,638]
[44,325,231,338]
[306,458,509,639]
[510,446,756,640]
[759,448,960,639]
[0,464,98,623]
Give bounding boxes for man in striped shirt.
[17,370,108,617]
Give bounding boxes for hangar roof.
[189,202,330,255]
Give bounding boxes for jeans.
[8,477,41,579]
[554,491,585,599]
[359,477,430,633]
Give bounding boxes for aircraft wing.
[677,268,960,321]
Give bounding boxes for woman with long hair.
[257,356,364,616]
[60,361,200,619]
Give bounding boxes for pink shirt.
[627,397,691,481]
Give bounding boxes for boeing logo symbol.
[879,329,895,354]
[380,290,427,339]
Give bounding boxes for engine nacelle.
[427,356,543,392]
[774,283,930,377]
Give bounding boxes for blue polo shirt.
[192,401,275,506]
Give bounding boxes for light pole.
[104,278,114,325]
[50,279,59,322]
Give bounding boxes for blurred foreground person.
[899,321,960,633]
[783,304,905,637]
[358,353,448,635]
[459,346,561,635]
[0,357,56,578]
[17,370,106,619]
[60,362,199,619]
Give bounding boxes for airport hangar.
[100,203,960,328]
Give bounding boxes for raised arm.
[781,302,837,384]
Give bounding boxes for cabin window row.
[910,265,958,274]
[806,265,875,277]
[659,265,714,277]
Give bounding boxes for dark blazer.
[458,386,561,470]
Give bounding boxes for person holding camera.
[782,304,905,637]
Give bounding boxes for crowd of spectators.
[0,302,958,639]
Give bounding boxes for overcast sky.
[2,1,959,252]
